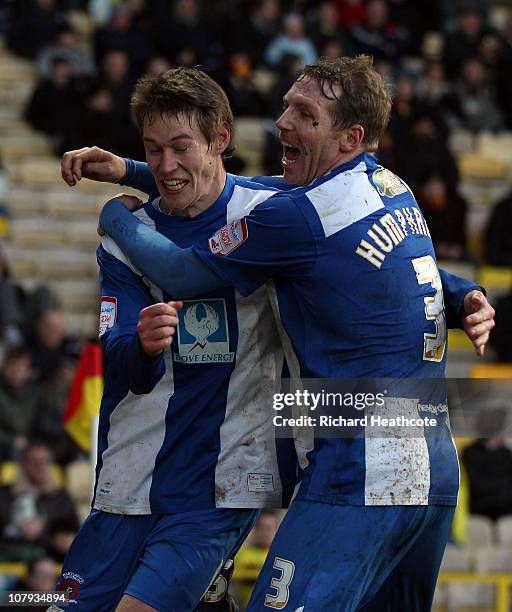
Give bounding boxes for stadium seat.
[477,266,512,295]
[434,545,472,611]
[474,545,512,573]
[466,516,494,548]
[469,363,512,379]
[457,152,507,180]
[495,515,512,547]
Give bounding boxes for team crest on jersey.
[174,299,234,364]
[373,168,408,198]
[209,218,248,256]
[59,571,84,603]
[99,296,117,337]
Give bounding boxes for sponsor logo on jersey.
[174,299,234,364]
[373,168,408,198]
[209,218,248,256]
[99,296,117,337]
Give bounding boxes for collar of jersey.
[144,173,236,224]
[304,152,378,191]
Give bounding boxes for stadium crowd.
[0,0,511,608]
[1,0,512,265]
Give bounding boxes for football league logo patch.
[373,168,408,198]
[209,218,248,256]
[174,299,234,364]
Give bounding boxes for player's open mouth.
[162,178,189,193]
[282,144,301,166]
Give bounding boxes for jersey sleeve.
[192,193,318,297]
[97,245,165,394]
[439,268,483,329]
[120,159,156,194]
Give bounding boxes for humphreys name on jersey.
[174,299,235,364]
[355,204,432,269]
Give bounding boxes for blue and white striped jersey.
[93,174,297,514]
[192,153,459,506]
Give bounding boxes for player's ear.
[215,122,231,156]
[338,124,365,153]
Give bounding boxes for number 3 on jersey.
[412,255,446,362]
[264,557,295,609]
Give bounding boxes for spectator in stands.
[7,0,66,59]
[11,556,58,610]
[26,307,76,385]
[24,56,82,154]
[485,191,512,266]
[45,516,79,563]
[233,510,280,608]
[443,6,490,78]
[463,409,512,520]
[417,173,467,260]
[387,74,417,147]
[489,290,512,362]
[0,246,24,349]
[306,1,349,57]
[153,0,212,68]
[395,111,459,193]
[440,0,489,33]
[36,24,95,79]
[97,49,134,124]
[332,0,366,30]
[93,3,154,78]
[266,12,317,69]
[0,442,79,560]
[231,0,282,68]
[478,32,512,128]
[0,347,39,461]
[349,0,410,63]
[443,57,505,133]
[224,51,266,117]
[416,61,452,111]
[144,55,172,77]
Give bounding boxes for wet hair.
[131,66,234,158]
[299,55,392,151]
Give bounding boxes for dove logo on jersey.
[174,299,235,364]
[209,218,248,256]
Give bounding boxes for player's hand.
[97,194,143,236]
[61,146,126,186]
[137,301,183,358]
[462,290,495,357]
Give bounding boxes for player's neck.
[173,163,227,219]
[325,147,366,177]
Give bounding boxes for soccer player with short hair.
[93,57,495,611]
[53,68,300,612]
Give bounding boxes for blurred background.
[0,0,512,609]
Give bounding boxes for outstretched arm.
[100,198,227,298]
[61,147,157,194]
[439,269,495,357]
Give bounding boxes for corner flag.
[63,341,103,451]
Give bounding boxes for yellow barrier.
[438,573,512,612]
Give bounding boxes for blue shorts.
[57,508,257,611]
[246,502,454,612]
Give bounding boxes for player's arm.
[439,268,495,357]
[61,147,157,194]
[99,192,317,298]
[97,245,178,393]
